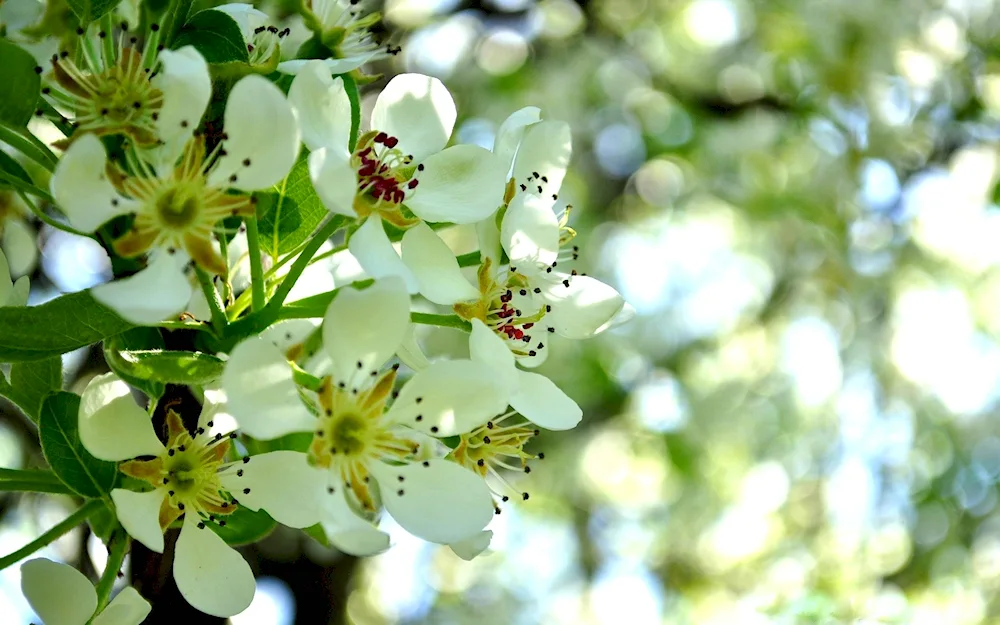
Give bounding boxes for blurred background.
[4,0,1000,622]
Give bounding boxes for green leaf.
[87,502,119,542]
[0,40,41,128]
[0,356,62,422]
[211,506,277,546]
[256,154,328,259]
[0,151,32,189]
[104,328,166,400]
[244,432,313,455]
[64,0,117,24]
[39,392,118,498]
[108,349,226,385]
[0,290,135,362]
[174,10,250,65]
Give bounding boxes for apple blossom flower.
[213,4,292,69]
[222,277,508,551]
[279,0,399,75]
[37,20,188,149]
[286,61,505,290]
[50,48,300,325]
[21,558,151,625]
[78,375,326,617]
[0,248,29,307]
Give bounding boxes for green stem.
[456,251,481,268]
[16,191,94,239]
[0,481,74,495]
[342,74,361,152]
[0,499,104,571]
[244,215,266,312]
[410,312,472,332]
[195,267,227,334]
[0,123,57,171]
[261,216,347,323]
[94,531,129,612]
[307,242,348,266]
[0,468,61,481]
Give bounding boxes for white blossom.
[50,48,300,325]
[21,558,151,625]
[222,277,508,550]
[287,62,505,291]
[78,376,325,617]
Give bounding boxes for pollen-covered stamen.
[247,25,290,66]
[42,25,164,148]
[308,370,420,511]
[350,130,420,227]
[453,412,540,511]
[119,410,240,533]
[107,135,254,275]
[313,0,398,62]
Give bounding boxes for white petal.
[396,325,430,371]
[92,587,152,625]
[111,488,167,554]
[511,121,572,197]
[209,74,301,191]
[541,274,626,339]
[501,192,559,269]
[370,459,493,544]
[510,370,581,430]
[308,147,357,217]
[449,530,492,561]
[347,217,418,293]
[288,60,352,152]
[219,451,324,529]
[387,360,507,436]
[597,301,635,333]
[468,319,516,389]
[323,275,410,385]
[405,145,506,224]
[79,373,165,461]
[0,248,11,304]
[321,484,391,556]
[221,337,318,439]
[400,223,478,305]
[21,559,97,625]
[475,213,502,266]
[259,319,320,352]
[371,73,456,161]
[493,106,541,175]
[7,275,28,307]
[152,47,212,169]
[50,134,133,232]
[277,54,377,76]
[91,253,192,325]
[2,218,37,278]
[174,514,255,618]
[211,3,268,40]
[195,387,234,436]
[515,343,549,368]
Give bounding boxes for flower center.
[308,372,420,511]
[351,131,420,226]
[119,411,239,530]
[155,185,203,230]
[47,46,163,147]
[453,413,541,511]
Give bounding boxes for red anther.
[523,323,534,329]
[513,329,524,340]
[407,179,419,189]
[375,132,388,143]
[384,136,399,148]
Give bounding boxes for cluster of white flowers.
[1,1,628,621]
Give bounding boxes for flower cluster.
[0,2,628,620]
